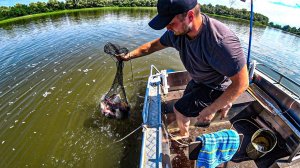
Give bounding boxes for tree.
[10,3,29,17]
[48,0,63,11]
[0,6,10,19]
[282,25,291,32]
[290,27,297,34]
[73,0,80,8]
[269,22,274,27]
[28,3,39,14]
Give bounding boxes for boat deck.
[166,121,291,168]
[161,89,290,168]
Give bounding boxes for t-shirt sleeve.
[210,35,246,77]
[160,30,175,47]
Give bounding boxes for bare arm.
[120,38,166,61]
[198,65,249,120]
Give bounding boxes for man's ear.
[187,10,194,22]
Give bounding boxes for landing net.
[100,43,130,119]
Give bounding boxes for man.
[118,0,249,138]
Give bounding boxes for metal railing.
[139,65,163,168]
[256,64,300,98]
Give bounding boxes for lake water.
[0,9,299,168]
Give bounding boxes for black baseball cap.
[148,0,198,30]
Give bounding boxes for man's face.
[166,14,191,36]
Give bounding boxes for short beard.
[174,23,192,36]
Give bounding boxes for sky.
[0,0,299,27]
[200,0,300,28]
[0,0,47,6]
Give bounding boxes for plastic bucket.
[246,129,277,160]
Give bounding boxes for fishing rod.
[241,0,254,83]
[241,0,254,69]
[247,0,254,69]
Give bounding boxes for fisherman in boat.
[117,0,249,139]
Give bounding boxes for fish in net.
[100,43,130,119]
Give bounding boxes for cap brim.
[148,14,175,30]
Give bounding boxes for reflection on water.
[0,9,299,167]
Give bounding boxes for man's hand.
[115,53,131,61]
[219,103,232,120]
[197,103,232,122]
[196,65,248,124]
[197,106,217,122]
[114,38,166,62]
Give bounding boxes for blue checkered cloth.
[196,129,240,168]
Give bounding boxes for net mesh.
[100,43,130,119]
[104,42,129,62]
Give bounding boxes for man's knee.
[173,106,184,117]
[173,106,189,119]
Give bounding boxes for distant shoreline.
[1,7,297,36]
[0,7,155,25]
[205,13,265,27]
[0,6,263,26]
[1,1,299,35]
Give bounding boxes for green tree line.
[0,0,157,20]
[201,4,269,25]
[269,22,300,36]
[201,4,300,36]
[1,1,299,36]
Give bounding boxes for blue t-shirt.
[160,14,246,91]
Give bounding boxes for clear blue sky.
[0,0,63,6]
[0,0,48,6]
[1,0,299,27]
[200,0,300,28]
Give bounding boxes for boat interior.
[160,69,300,168]
[139,64,300,168]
